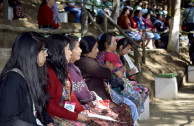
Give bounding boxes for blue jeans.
[152,33,161,41]
[65,7,82,23]
[123,97,139,121]
[52,2,60,22]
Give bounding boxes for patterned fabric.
[53,116,86,126]
[121,88,144,114]
[105,83,124,105]
[109,102,134,126]
[96,51,107,66]
[130,81,149,102]
[87,102,133,126]
[69,62,96,105]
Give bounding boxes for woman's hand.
[77,113,91,123]
[47,123,54,126]
[128,68,136,75]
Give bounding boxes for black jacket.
[0,71,53,126]
[109,74,124,91]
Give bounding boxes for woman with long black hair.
[0,32,54,126]
[46,34,90,125]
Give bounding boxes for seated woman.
[38,0,61,29]
[0,32,53,126]
[68,35,134,125]
[118,7,142,42]
[144,13,161,48]
[134,10,155,48]
[46,34,89,125]
[97,32,125,78]
[116,38,149,102]
[153,14,169,49]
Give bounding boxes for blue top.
[134,16,147,30]
[183,7,194,23]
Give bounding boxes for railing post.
[103,13,108,33]
[134,46,143,83]
[81,11,88,37]
[142,30,146,64]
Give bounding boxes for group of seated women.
[0,32,149,126]
[118,7,169,49]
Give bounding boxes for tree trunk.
[3,0,9,47]
[167,0,181,53]
[111,0,120,23]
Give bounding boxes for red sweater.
[38,4,60,29]
[129,17,138,29]
[47,66,85,121]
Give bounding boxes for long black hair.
[80,36,97,55]
[46,34,69,84]
[66,35,79,51]
[98,32,115,52]
[121,7,130,16]
[117,38,133,50]
[0,32,49,123]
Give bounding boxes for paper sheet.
[88,113,118,122]
[123,54,139,74]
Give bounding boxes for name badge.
[64,101,76,112]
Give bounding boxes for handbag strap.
[10,68,25,78]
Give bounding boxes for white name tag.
[64,101,76,112]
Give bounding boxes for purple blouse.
[68,62,96,105]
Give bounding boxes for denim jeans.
[65,7,82,23]
[123,97,139,121]
[52,2,60,22]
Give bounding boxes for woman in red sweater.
[45,34,90,125]
[38,0,61,29]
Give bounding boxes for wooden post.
[167,0,181,53]
[81,11,88,37]
[134,46,143,83]
[142,31,146,64]
[103,13,108,33]
[87,11,104,34]
[0,24,82,34]
[3,0,9,47]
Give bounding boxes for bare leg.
[145,38,151,48]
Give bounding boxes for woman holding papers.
[116,38,149,103]
[46,34,90,125]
